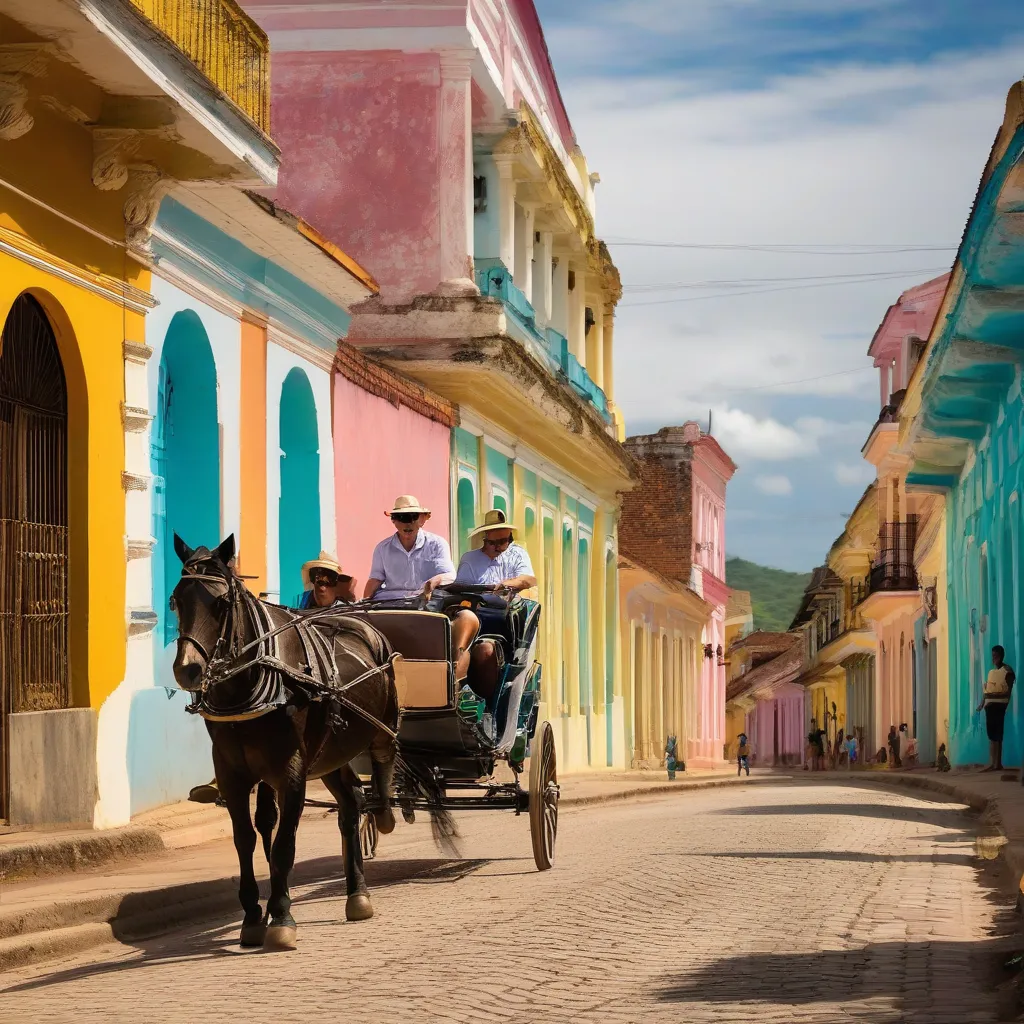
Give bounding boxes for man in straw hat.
[456,508,537,593]
[298,551,356,609]
[365,495,478,679]
[454,508,537,700]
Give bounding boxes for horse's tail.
[393,750,461,859]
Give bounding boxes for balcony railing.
[129,0,271,132]
[867,518,918,594]
[476,259,611,423]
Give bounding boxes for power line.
[625,266,948,294]
[607,240,956,255]
[718,366,876,393]
[619,267,949,307]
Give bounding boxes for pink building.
[620,423,737,767]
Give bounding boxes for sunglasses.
[391,513,421,524]
[483,535,514,548]
[312,572,339,587]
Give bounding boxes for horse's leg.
[322,766,373,921]
[369,681,399,835]
[254,781,277,864]
[215,757,264,947]
[264,772,306,951]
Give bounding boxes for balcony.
[476,259,611,423]
[868,519,918,593]
[129,0,270,132]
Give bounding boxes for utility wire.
[624,266,948,294]
[606,240,956,255]
[714,365,876,393]
[620,267,949,307]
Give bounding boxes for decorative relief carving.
[123,339,154,364]
[92,128,143,191]
[121,471,150,492]
[123,169,170,258]
[121,403,153,432]
[0,44,54,141]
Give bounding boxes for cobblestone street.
[1,782,1017,1023]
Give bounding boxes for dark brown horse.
[169,534,400,950]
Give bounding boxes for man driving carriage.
[363,495,480,681]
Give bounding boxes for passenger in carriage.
[297,551,357,609]
[455,509,538,702]
[364,495,479,681]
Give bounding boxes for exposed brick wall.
[619,428,696,585]
[334,339,455,428]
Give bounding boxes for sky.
[534,0,1024,572]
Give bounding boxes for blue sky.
[535,0,1024,571]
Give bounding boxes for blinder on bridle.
[171,553,238,663]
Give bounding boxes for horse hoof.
[263,925,298,951]
[374,807,396,835]
[239,922,267,948]
[346,894,374,921]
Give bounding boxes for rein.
[181,568,397,739]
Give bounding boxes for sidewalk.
[0,767,755,972]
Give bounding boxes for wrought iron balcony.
[475,259,611,423]
[128,0,270,132]
[867,518,918,593]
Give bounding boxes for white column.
[603,307,615,400]
[536,231,553,325]
[496,158,516,274]
[438,51,476,293]
[569,263,586,362]
[514,204,536,302]
[552,254,569,337]
[586,301,604,387]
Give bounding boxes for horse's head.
[169,533,236,692]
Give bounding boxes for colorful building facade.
[902,81,1024,767]
[620,423,736,768]
[0,0,279,825]
[244,0,635,772]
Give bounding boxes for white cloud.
[754,474,794,496]
[557,45,1024,425]
[834,460,876,486]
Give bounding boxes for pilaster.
[437,50,476,295]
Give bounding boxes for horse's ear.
[216,534,236,566]
[173,534,194,564]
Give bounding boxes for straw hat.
[468,508,519,541]
[387,494,431,516]
[301,551,352,589]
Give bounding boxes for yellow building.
[0,0,277,823]
[618,557,712,768]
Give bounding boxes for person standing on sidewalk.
[737,733,751,776]
[977,644,1015,772]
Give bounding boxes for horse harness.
[180,565,398,740]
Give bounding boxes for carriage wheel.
[360,812,379,860]
[528,721,558,871]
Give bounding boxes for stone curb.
[0,827,166,885]
[559,774,778,809]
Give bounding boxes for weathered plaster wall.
[269,51,443,303]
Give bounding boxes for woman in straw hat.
[298,552,356,609]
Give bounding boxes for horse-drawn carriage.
[170,536,558,950]
[339,584,559,872]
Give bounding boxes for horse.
[169,533,402,951]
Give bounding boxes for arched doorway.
[0,295,69,818]
[152,311,220,646]
[278,368,320,607]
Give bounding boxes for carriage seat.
[345,610,453,710]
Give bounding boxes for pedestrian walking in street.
[845,730,858,770]
[887,724,902,768]
[807,720,825,771]
[737,732,750,776]
[977,644,1015,772]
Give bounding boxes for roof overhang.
[814,627,875,667]
[858,589,919,626]
[5,0,278,186]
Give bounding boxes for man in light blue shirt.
[455,509,537,592]
[455,509,538,701]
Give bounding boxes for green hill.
[725,557,811,633]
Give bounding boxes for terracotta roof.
[728,630,800,656]
[727,642,806,703]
